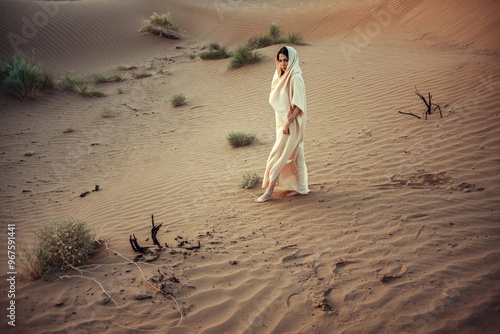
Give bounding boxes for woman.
[255,46,310,203]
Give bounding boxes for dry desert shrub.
[21,217,96,280]
[140,12,182,39]
[240,170,260,189]
[61,76,105,97]
[171,93,186,107]
[227,131,256,147]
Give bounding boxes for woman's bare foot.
[286,191,299,197]
[255,192,273,203]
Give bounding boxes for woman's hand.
[283,121,290,135]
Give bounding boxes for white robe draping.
[262,46,310,194]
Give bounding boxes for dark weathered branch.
[129,234,148,253]
[151,214,163,247]
[432,103,443,118]
[399,110,421,119]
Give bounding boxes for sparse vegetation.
[117,87,123,94]
[200,47,231,60]
[246,22,305,50]
[62,77,105,97]
[140,12,181,39]
[189,54,196,60]
[240,170,259,189]
[133,72,152,79]
[116,65,137,71]
[285,32,305,45]
[101,105,112,117]
[227,131,256,147]
[20,217,96,280]
[62,127,74,134]
[0,53,54,99]
[229,46,263,69]
[268,22,283,44]
[247,34,273,50]
[92,74,123,84]
[171,93,186,107]
[24,151,35,156]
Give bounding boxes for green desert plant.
[227,131,256,147]
[229,46,263,69]
[171,93,186,107]
[247,34,273,50]
[268,22,283,43]
[140,12,181,39]
[1,53,54,99]
[92,74,123,84]
[20,217,96,280]
[117,87,124,94]
[20,242,50,281]
[200,46,231,60]
[285,32,305,45]
[240,170,259,189]
[247,22,305,50]
[62,77,105,97]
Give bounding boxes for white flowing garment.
[262,46,310,194]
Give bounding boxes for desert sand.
[0,0,499,333]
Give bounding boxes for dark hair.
[276,46,289,61]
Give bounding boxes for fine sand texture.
[1,0,500,333]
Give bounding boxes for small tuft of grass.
[227,131,256,147]
[101,105,112,118]
[132,72,151,79]
[285,32,305,45]
[268,22,282,43]
[62,127,74,134]
[24,151,35,156]
[1,53,55,99]
[200,46,231,60]
[20,217,96,280]
[61,77,105,97]
[20,242,50,281]
[189,54,196,60]
[171,93,186,107]
[229,46,263,69]
[92,74,123,84]
[209,42,221,51]
[240,170,259,189]
[247,34,273,50]
[116,65,137,71]
[117,87,123,94]
[246,22,306,50]
[140,12,181,39]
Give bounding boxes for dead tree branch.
[399,111,421,119]
[415,87,443,119]
[129,234,148,253]
[151,214,163,247]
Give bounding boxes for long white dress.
[262,46,310,195]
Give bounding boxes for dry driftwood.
[415,87,443,120]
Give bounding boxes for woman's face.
[278,53,288,73]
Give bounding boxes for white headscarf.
[269,46,306,121]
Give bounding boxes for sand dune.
[1,0,499,333]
